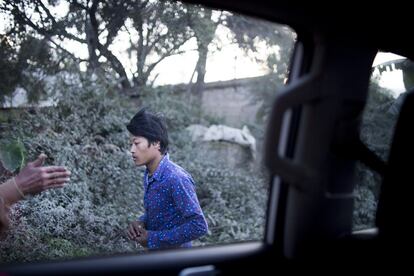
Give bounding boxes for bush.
[0,75,269,264]
[142,86,269,245]
[353,80,398,230]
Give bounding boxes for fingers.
[38,168,71,191]
[131,223,142,238]
[43,166,70,173]
[128,224,139,240]
[46,171,71,179]
[31,153,47,167]
[44,177,70,186]
[127,228,133,240]
[127,222,147,246]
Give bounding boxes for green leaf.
[0,139,26,173]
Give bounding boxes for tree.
[128,0,195,88]
[0,32,59,105]
[224,14,295,79]
[0,34,20,104]
[185,10,295,96]
[221,13,296,124]
[66,0,132,89]
[1,0,196,92]
[1,0,132,89]
[187,6,219,94]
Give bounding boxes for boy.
[126,108,208,249]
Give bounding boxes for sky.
[372,53,406,96]
[122,25,271,86]
[46,25,408,94]
[0,2,270,86]
[73,23,271,86]
[0,6,407,96]
[52,35,409,97]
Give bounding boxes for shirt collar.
[146,153,169,182]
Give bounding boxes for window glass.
[354,52,414,230]
[0,0,295,264]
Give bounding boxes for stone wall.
[200,77,264,128]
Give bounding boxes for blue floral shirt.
[138,154,208,249]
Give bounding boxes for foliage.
[353,79,398,230]
[141,89,269,245]
[0,76,142,263]
[187,6,219,92]
[0,33,60,105]
[0,34,20,103]
[128,0,195,87]
[0,139,26,173]
[1,0,297,94]
[0,74,268,264]
[0,0,196,90]
[1,0,396,258]
[224,14,296,75]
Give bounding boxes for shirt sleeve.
[138,213,147,225]
[147,176,208,249]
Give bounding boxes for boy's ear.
[151,141,161,149]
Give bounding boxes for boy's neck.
[147,154,163,176]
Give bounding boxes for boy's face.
[130,136,161,167]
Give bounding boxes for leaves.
[0,138,26,173]
[353,78,398,230]
[0,75,270,263]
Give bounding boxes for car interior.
[2,0,413,275]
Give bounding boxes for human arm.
[146,177,208,249]
[0,153,71,207]
[0,153,70,232]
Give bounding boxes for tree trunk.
[100,46,131,90]
[193,43,208,94]
[85,21,100,72]
[85,0,101,73]
[88,0,131,90]
[134,20,148,89]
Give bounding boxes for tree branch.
[14,7,86,44]
[145,40,192,75]
[35,0,58,26]
[69,0,88,10]
[49,39,87,63]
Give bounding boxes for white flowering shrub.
[1,78,146,263]
[0,76,269,264]
[141,88,269,245]
[1,70,398,263]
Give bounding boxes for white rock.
[186,124,208,141]
[186,124,256,158]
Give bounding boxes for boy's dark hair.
[127,107,169,154]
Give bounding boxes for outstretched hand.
[14,154,71,196]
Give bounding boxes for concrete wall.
[201,86,261,129]
[199,77,265,128]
